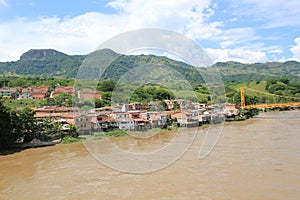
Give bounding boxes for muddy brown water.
[1,110,300,200]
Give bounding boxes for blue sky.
[0,0,300,63]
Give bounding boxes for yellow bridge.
[239,87,300,109]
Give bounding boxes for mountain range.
[0,49,299,84]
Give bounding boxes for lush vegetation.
[0,100,78,149]
[104,130,127,137]
[240,108,260,119]
[1,49,300,87]
[62,136,82,144]
[130,85,175,103]
[225,78,300,105]
[266,78,300,97]
[0,74,74,89]
[215,61,300,83]
[0,49,85,78]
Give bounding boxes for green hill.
[0,49,86,78]
[0,49,300,85]
[214,61,300,83]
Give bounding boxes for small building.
[52,86,75,98]
[96,114,118,131]
[17,87,33,100]
[132,118,151,131]
[0,87,17,99]
[34,106,80,114]
[78,88,101,99]
[74,114,92,135]
[118,118,135,131]
[172,111,199,127]
[129,102,149,111]
[112,112,130,120]
[128,111,141,119]
[225,103,239,116]
[32,86,50,100]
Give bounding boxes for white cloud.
[107,0,222,39]
[225,0,300,27]
[268,49,283,54]
[290,37,300,61]
[0,13,127,61]
[220,27,260,45]
[205,48,267,63]
[220,41,234,48]
[0,0,225,61]
[0,0,271,64]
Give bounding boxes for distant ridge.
[0,49,299,83]
[20,49,69,60]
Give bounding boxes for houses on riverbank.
[31,101,240,135]
[1,86,241,135]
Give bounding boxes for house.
[0,87,17,99]
[132,118,151,131]
[96,114,118,131]
[142,111,155,125]
[207,113,225,124]
[94,106,114,114]
[118,118,135,131]
[112,112,130,120]
[164,99,198,110]
[33,106,80,122]
[225,103,239,116]
[52,86,75,98]
[171,111,199,127]
[128,111,141,119]
[74,114,92,135]
[34,106,80,114]
[78,88,101,99]
[113,111,133,131]
[17,87,32,100]
[142,112,168,128]
[129,102,149,111]
[32,86,50,100]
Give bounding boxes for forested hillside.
[0,49,299,85]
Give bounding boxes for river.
[0,110,300,200]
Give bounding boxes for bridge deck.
[243,102,300,109]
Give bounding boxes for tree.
[68,124,78,138]
[279,77,289,85]
[101,92,112,101]
[54,92,73,107]
[97,80,116,92]
[158,101,168,111]
[17,107,39,143]
[173,102,181,110]
[166,114,172,126]
[240,108,259,119]
[0,101,21,149]
[94,98,110,108]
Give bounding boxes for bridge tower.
[240,87,245,109]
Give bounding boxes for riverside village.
[0,84,245,147]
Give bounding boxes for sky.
[0,0,300,63]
